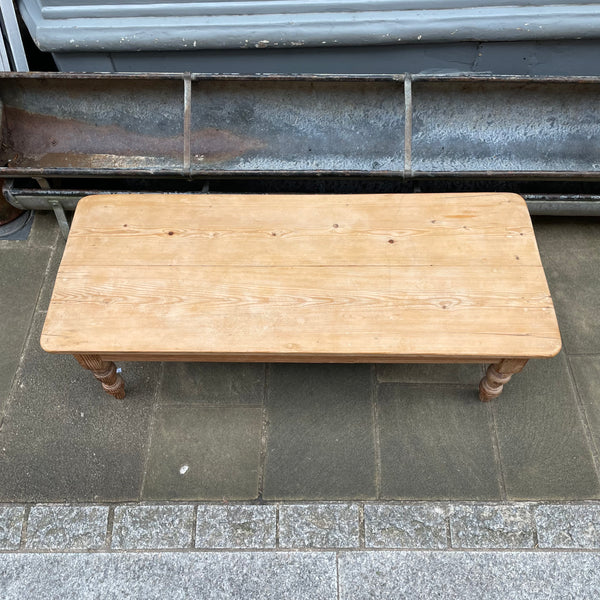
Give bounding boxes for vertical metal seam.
[183,73,192,177]
[404,73,413,178]
[48,198,70,239]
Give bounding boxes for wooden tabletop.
[41,193,561,361]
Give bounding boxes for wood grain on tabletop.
[41,193,561,359]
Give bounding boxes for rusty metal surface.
[189,78,403,173]
[0,179,22,224]
[0,72,598,179]
[411,79,600,175]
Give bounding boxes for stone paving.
[1,211,600,596]
[1,214,600,504]
[1,501,600,597]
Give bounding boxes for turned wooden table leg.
[74,354,126,399]
[479,358,528,402]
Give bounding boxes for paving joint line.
[370,365,382,499]
[489,397,508,501]
[2,547,600,554]
[18,505,30,550]
[275,504,280,549]
[358,505,365,548]
[257,363,269,499]
[139,361,165,500]
[191,504,198,549]
[106,506,115,551]
[529,503,540,548]
[445,511,452,548]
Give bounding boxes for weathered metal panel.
[0,75,185,173]
[18,0,600,51]
[411,79,600,174]
[190,79,404,173]
[0,72,598,180]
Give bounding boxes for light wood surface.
[41,193,561,361]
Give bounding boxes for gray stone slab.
[450,504,534,548]
[0,551,337,599]
[339,550,600,599]
[0,506,24,549]
[159,363,265,405]
[0,311,157,502]
[377,363,485,384]
[0,211,34,241]
[0,211,57,250]
[279,503,359,548]
[143,405,262,501]
[569,355,600,458]
[196,505,275,548]
[535,504,600,549]
[495,352,600,500]
[112,505,194,549]
[26,505,108,550]
[0,246,50,404]
[28,212,60,249]
[263,364,375,500]
[35,239,65,314]
[534,218,600,354]
[364,504,448,549]
[378,384,501,500]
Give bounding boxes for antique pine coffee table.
[41,193,561,401]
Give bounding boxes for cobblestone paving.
[2,501,598,552]
[1,502,599,598]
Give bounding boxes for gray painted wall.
[20,0,600,51]
[19,0,600,75]
[51,41,600,76]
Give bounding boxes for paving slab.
[535,504,600,549]
[364,504,448,549]
[112,505,194,549]
[0,210,34,241]
[263,364,375,500]
[279,503,359,548]
[159,363,265,405]
[34,238,64,314]
[0,506,24,549]
[26,505,108,550]
[449,504,534,548]
[494,352,600,500]
[377,384,501,500]
[377,363,485,384]
[0,551,338,600]
[28,212,60,249]
[2,501,600,598]
[569,355,600,457]
[0,211,57,250]
[534,217,600,354]
[0,246,50,404]
[143,405,262,501]
[338,550,600,599]
[0,312,157,502]
[196,505,276,548]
